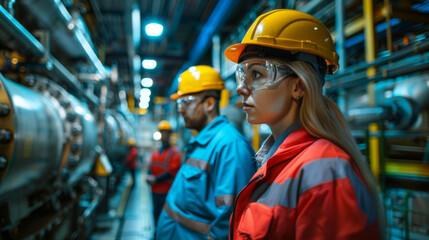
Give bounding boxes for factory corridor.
[91,169,155,240]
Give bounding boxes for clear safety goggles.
[176,95,208,108]
[236,59,297,90]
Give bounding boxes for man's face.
[160,130,171,145]
[176,93,208,131]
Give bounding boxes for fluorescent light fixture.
[142,59,157,69]
[140,95,150,103]
[140,88,152,97]
[139,100,149,109]
[141,77,153,87]
[132,5,141,47]
[145,23,164,37]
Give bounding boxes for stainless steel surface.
[0,77,64,200]
[345,72,429,130]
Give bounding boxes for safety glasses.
[176,95,209,108]
[236,59,297,90]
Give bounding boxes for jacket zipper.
[230,173,264,240]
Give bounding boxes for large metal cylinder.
[0,74,98,229]
[345,71,429,130]
[0,75,64,200]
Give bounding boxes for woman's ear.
[292,78,305,100]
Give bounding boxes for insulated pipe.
[0,5,99,105]
[0,6,44,57]
[19,0,106,77]
[347,97,419,130]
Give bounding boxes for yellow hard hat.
[158,120,172,131]
[170,65,225,100]
[128,138,136,146]
[225,9,339,74]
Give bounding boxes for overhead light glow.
[141,77,153,87]
[145,23,164,37]
[142,59,157,69]
[153,131,162,141]
[139,101,149,109]
[132,5,141,47]
[139,87,151,110]
[140,95,150,102]
[140,88,151,97]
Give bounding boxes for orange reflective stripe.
[163,202,211,235]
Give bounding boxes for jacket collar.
[189,116,227,146]
[255,127,318,178]
[255,120,302,166]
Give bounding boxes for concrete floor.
[91,169,155,240]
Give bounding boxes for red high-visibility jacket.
[230,128,380,240]
[149,146,181,193]
[126,147,138,170]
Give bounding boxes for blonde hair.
[285,61,386,239]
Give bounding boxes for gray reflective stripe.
[186,158,210,172]
[164,148,173,164]
[163,202,211,235]
[250,182,271,202]
[215,194,235,207]
[255,158,377,225]
[152,162,168,168]
[152,149,174,168]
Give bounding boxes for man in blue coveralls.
[156,65,256,240]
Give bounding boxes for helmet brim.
[170,92,180,100]
[224,43,248,63]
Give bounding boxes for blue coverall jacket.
[156,116,256,240]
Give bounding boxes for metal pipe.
[168,0,241,96]
[328,38,429,83]
[212,35,221,72]
[327,58,429,90]
[0,6,98,105]
[335,0,346,72]
[20,0,105,77]
[364,0,381,183]
[0,6,44,57]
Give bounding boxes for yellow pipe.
[127,89,135,112]
[385,161,429,178]
[364,0,381,183]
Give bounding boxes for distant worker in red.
[146,120,181,226]
[126,138,139,188]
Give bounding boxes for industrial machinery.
[0,1,137,239]
[0,74,100,239]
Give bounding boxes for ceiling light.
[145,23,164,37]
[153,131,161,141]
[139,101,149,109]
[141,77,153,87]
[132,5,141,47]
[140,88,152,97]
[142,59,157,69]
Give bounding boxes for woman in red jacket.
[225,9,385,240]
